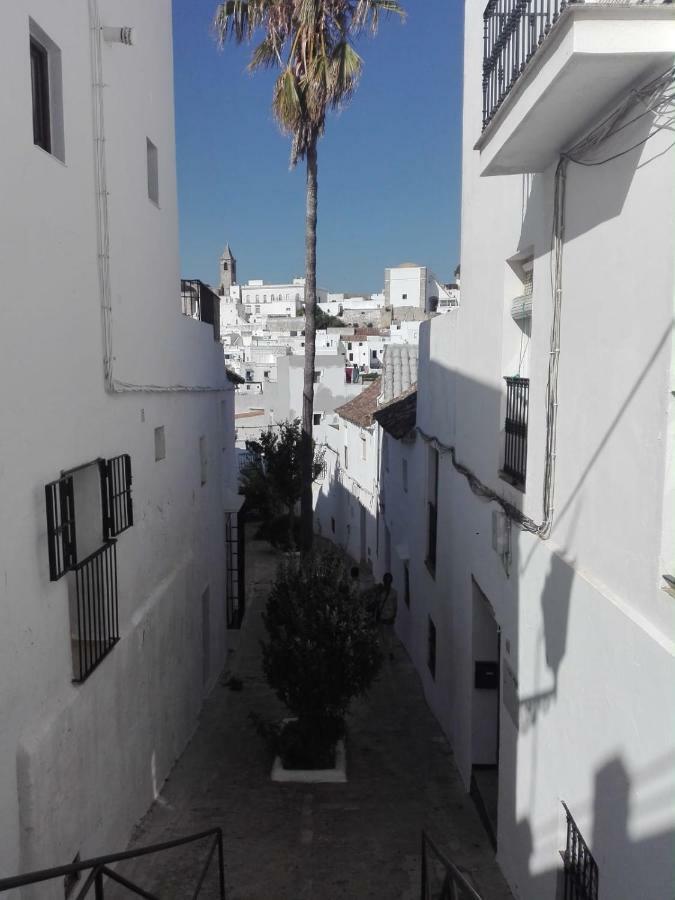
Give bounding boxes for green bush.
[261,548,382,767]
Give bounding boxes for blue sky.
[172,0,463,294]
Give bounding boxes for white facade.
[380,7,675,900]
[343,335,389,371]
[385,263,455,315]
[0,0,237,881]
[240,277,328,318]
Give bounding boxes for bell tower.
[219,244,237,296]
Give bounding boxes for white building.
[376,5,675,899]
[342,333,390,372]
[0,0,240,880]
[384,263,455,314]
[239,276,328,318]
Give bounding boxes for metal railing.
[0,828,225,898]
[482,0,567,129]
[181,279,220,341]
[72,540,119,683]
[562,803,599,899]
[503,376,529,488]
[420,831,483,899]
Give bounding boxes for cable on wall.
[417,65,675,540]
[89,0,227,395]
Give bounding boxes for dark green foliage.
[261,547,382,766]
[255,514,302,551]
[314,306,346,329]
[240,420,324,547]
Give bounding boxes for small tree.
[314,305,346,329]
[241,420,324,548]
[261,547,382,767]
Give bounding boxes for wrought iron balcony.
[181,279,220,341]
[502,376,529,489]
[482,0,565,131]
[477,1,675,174]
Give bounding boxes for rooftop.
[381,344,418,403]
[373,386,417,439]
[335,377,383,428]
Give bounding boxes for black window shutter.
[45,475,76,580]
[101,454,133,539]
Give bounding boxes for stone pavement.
[114,531,513,899]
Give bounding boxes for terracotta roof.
[335,377,382,428]
[373,386,417,439]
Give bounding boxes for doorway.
[470,577,500,848]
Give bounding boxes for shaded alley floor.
[115,531,513,899]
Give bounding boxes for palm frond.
[327,40,362,108]
[249,35,281,70]
[353,0,405,35]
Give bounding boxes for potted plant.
[261,548,382,780]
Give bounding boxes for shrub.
[261,548,382,767]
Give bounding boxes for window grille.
[100,454,133,538]
[561,803,598,900]
[503,377,529,488]
[72,540,119,682]
[45,475,76,581]
[427,617,437,678]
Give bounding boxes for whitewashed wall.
[0,0,233,884]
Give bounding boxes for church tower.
[219,244,237,296]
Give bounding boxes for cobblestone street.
[116,531,513,899]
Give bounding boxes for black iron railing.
[72,540,119,683]
[225,509,246,629]
[482,0,567,129]
[503,376,529,488]
[420,831,483,899]
[181,279,220,341]
[0,828,225,898]
[561,803,599,900]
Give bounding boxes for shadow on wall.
[312,340,674,898]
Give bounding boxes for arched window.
[223,262,228,271]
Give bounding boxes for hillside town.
[1,1,673,899]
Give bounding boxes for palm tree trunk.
[300,137,318,554]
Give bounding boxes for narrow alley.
[114,529,513,899]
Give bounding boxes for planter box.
[271,738,347,783]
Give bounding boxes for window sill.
[425,558,436,579]
[33,142,66,166]
[498,470,525,493]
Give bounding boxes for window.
[426,447,439,575]
[200,435,207,485]
[313,413,321,426]
[264,370,270,379]
[146,138,159,204]
[349,353,354,361]
[255,305,261,313]
[372,349,377,358]
[344,446,349,469]
[404,563,410,607]
[45,455,132,681]
[223,261,228,271]
[348,342,352,350]
[29,21,64,161]
[402,457,408,492]
[427,617,436,678]
[30,39,50,152]
[313,370,321,383]
[402,293,408,300]
[154,426,166,461]
[502,376,529,488]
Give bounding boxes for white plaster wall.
[0,0,232,883]
[388,266,425,310]
[391,4,675,897]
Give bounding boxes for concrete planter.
[270,719,347,783]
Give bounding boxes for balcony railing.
[502,376,529,488]
[561,803,599,899]
[72,540,119,682]
[181,279,220,341]
[482,0,567,130]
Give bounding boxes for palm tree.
[213,0,404,552]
